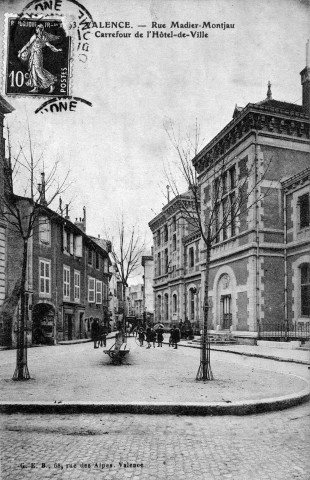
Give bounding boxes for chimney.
[65,204,70,220]
[83,206,86,232]
[74,207,86,232]
[39,172,47,206]
[300,39,310,115]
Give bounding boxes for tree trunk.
[196,238,213,381]
[13,239,30,380]
[122,283,127,338]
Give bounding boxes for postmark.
[4,15,71,97]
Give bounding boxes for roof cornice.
[193,102,310,174]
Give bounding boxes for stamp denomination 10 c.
[4,15,71,97]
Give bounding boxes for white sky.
[1,0,309,283]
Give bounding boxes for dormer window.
[39,216,51,245]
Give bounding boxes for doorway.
[221,295,232,329]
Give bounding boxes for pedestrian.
[138,328,145,347]
[145,327,152,349]
[172,325,181,349]
[99,321,107,347]
[169,327,174,348]
[157,327,164,347]
[91,318,100,349]
[150,327,156,348]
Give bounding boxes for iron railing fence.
[258,322,310,341]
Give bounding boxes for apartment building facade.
[192,70,310,332]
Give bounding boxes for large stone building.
[149,193,201,329]
[192,68,310,333]
[141,253,154,318]
[0,133,111,346]
[149,64,309,334]
[2,198,111,346]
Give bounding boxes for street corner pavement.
[0,336,309,415]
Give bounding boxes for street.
[0,337,308,404]
[1,402,310,480]
[0,339,309,479]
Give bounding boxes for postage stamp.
[4,15,71,97]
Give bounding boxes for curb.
[167,341,310,365]
[0,384,309,416]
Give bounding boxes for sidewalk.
[0,336,309,415]
[174,337,310,365]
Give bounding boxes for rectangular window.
[75,236,82,257]
[230,193,236,236]
[301,264,310,316]
[88,277,95,303]
[165,248,169,273]
[229,165,236,189]
[157,230,161,246]
[39,259,51,296]
[69,233,74,255]
[172,216,176,232]
[164,225,168,243]
[222,198,228,240]
[63,266,70,300]
[95,252,100,269]
[88,248,93,265]
[172,234,176,251]
[39,217,51,245]
[103,283,107,303]
[299,193,310,229]
[189,247,194,267]
[215,202,220,243]
[222,171,228,194]
[63,228,67,252]
[74,270,80,302]
[157,252,161,276]
[96,280,102,304]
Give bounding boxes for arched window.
[190,289,195,320]
[164,294,169,322]
[173,294,177,313]
[157,295,162,321]
[301,264,310,316]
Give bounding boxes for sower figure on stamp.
[18,23,62,93]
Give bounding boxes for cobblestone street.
[1,402,310,480]
[0,337,309,404]
[0,339,310,479]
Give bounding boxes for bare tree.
[164,119,271,381]
[0,124,70,380]
[107,217,145,336]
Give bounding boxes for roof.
[12,194,108,256]
[254,98,304,114]
[281,167,310,191]
[0,95,14,115]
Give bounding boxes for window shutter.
[63,229,67,252]
[70,233,74,254]
[75,236,82,257]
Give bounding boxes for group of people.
[137,325,181,349]
[138,326,164,348]
[91,319,108,349]
[91,319,183,350]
